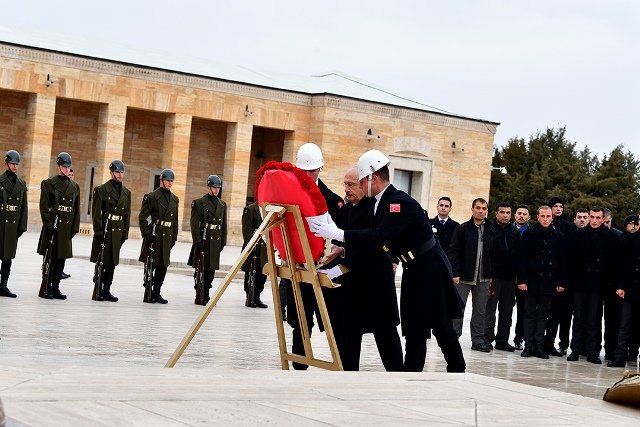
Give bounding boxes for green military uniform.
[90,180,132,266]
[37,174,80,299]
[0,169,28,297]
[188,194,227,270]
[138,187,179,267]
[241,202,269,308]
[90,179,131,301]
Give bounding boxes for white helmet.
[357,150,390,180]
[295,143,324,170]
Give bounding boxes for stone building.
[0,29,498,244]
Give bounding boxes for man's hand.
[518,283,527,291]
[309,216,344,242]
[556,286,565,293]
[453,277,460,285]
[616,289,625,298]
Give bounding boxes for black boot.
[153,284,168,304]
[52,283,67,300]
[103,283,118,302]
[254,292,268,308]
[203,286,210,305]
[0,276,16,298]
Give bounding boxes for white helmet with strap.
[357,149,390,180]
[295,143,324,170]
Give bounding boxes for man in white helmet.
[286,142,344,370]
[310,149,466,372]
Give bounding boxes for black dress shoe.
[587,355,602,364]
[254,300,268,309]
[0,286,17,298]
[544,346,563,357]
[471,343,491,352]
[566,352,580,361]
[607,359,626,368]
[52,289,67,300]
[154,294,168,304]
[495,343,516,352]
[60,272,71,279]
[521,345,532,357]
[532,347,549,359]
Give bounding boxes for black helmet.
[4,150,20,165]
[109,160,125,173]
[160,168,175,181]
[207,174,222,188]
[56,152,72,166]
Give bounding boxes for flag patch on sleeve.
[390,204,401,213]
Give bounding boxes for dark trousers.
[523,293,553,348]
[613,299,640,361]
[243,271,266,298]
[603,291,622,357]
[570,291,603,356]
[0,259,12,279]
[341,325,403,371]
[544,291,572,349]
[514,288,525,343]
[51,257,66,285]
[404,321,465,373]
[484,278,516,345]
[286,280,319,370]
[152,266,167,287]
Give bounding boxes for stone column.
[93,102,128,186]
[162,113,192,230]
[22,93,56,228]
[223,122,253,245]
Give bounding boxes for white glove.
[309,216,344,242]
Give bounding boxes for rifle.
[142,222,156,303]
[92,204,110,301]
[39,215,59,298]
[194,214,206,305]
[246,250,258,307]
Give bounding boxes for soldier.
[90,160,131,302]
[187,174,227,305]
[138,168,179,304]
[241,199,268,308]
[37,152,80,300]
[0,150,28,298]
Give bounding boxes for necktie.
[440,219,445,225]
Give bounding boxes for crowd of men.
[2,146,638,372]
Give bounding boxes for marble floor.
[0,232,638,425]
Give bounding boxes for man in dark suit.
[311,150,465,373]
[431,196,459,256]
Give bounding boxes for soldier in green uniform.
[241,200,268,308]
[187,175,227,305]
[0,150,28,298]
[138,168,179,304]
[90,160,131,302]
[37,152,80,300]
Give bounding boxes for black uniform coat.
[566,224,616,294]
[493,221,520,280]
[516,223,565,296]
[37,175,80,258]
[618,231,640,303]
[344,185,463,336]
[431,216,459,255]
[90,180,131,266]
[448,218,496,282]
[318,178,343,219]
[0,171,28,260]
[333,197,400,331]
[240,202,267,274]
[138,188,179,267]
[187,194,227,271]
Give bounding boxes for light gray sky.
[3,0,638,156]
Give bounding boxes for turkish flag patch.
[390,203,401,213]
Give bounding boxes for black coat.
[618,231,640,303]
[492,221,520,280]
[448,218,496,282]
[431,216,459,255]
[566,225,616,294]
[344,185,463,335]
[334,197,400,332]
[318,178,343,220]
[0,171,28,260]
[517,223,566,296]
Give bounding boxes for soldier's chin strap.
[366,175,373,197]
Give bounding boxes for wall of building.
[0,43,497,244]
